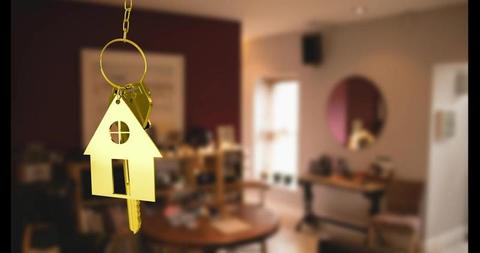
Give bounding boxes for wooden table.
[296,173,386,234]
[141,205,280,253]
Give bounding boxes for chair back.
[318,239,401,253]
[241,181,269,207]
[385,179,424,215]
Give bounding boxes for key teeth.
[131,227,140,234]
[127,199,142,234]
[130,219,141,234]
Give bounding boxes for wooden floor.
[439,242,468,253]
[260,193,364,253]
[246,190,468,253]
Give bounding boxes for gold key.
[123,160,141,233]
[111,84,153,233]
[109,82,152,129]
[114,84,153,233]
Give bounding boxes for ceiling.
[73,0,467,40]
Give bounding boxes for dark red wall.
[12,1,241,151]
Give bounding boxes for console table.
[296,173,386,233]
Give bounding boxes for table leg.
[204,247,217,253]
[364,191,384,216]
[261,240,267,253]
[363,191,384,245]
[296,182,319,231]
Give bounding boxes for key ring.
[99,38,147,90]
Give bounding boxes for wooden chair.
[367,179,424,253]
[240,180,270,207]
[319,238,402,253]
[67,162,138,253]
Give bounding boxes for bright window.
[253,79,299,187]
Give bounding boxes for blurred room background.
[12,0,468,253]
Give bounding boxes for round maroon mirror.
[327,75,386,151]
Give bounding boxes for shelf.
[156,182,243,197]
[198,182,243,192]
[154,149,244,213]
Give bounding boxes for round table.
[141,205,280,253]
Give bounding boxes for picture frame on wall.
[435,110,455,140]
[217,125,236,149]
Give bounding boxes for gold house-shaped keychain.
[84,0,161,234]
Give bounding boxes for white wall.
[424,63,468,252]
[242,3,467,232]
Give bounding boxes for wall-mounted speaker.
[302,33,322,65]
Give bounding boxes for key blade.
[127,199,141,233]
[122,160,142,234]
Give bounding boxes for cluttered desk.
[141,147,278,253]
[141,205,279,253]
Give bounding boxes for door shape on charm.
[84,97,161,202]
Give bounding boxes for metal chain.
[122,0,133,40]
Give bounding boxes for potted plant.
[273,172,282,184]
[283,174,293,186]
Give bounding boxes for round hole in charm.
[109,121,130,144]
